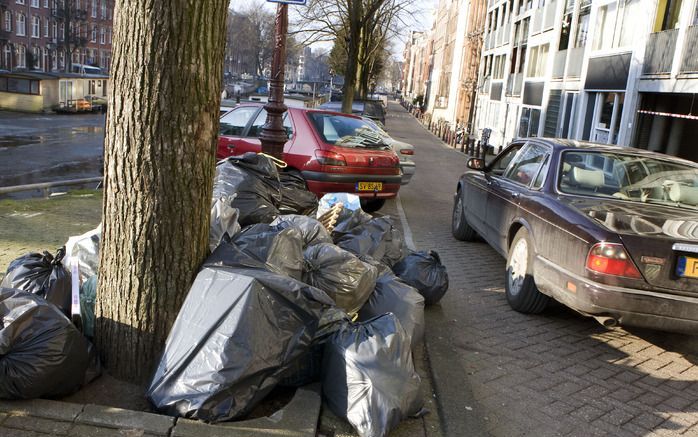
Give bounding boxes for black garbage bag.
[271,214,332,248]
[212,223,304,280]
[331,208,373,240]
[146,266,344,423]
[392,251,449,305]
[1,247,71,316]
[279,171,318,216]
[212,153,282,226]
[0,288,90,399]
[335,216,407,267]
[322,313,423,437]
[303,243,378,314]
[210,196,241,251]
[358,273,425,351]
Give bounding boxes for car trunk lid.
[569,198,698,292]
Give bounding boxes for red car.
[217,103,401,211]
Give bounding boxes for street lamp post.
[259,3,289,159]
[328,68,335,102]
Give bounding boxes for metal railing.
[567,46,584,77]
[0,177,103,196]
[552,50,567,78]
[680,25,698,73]
[643,29,678,75]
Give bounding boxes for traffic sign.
[267,0,306,4]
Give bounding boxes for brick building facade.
[0,0,113,73]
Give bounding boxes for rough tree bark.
[96,0,228,383]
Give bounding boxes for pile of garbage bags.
[0,153,450,437]
[144,157,451,435]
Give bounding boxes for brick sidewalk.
[386,102,698,437]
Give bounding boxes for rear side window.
[247,110,293,139]
[219,106,258,136]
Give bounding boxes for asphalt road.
[384,102,698,437]
[0,111,105,188]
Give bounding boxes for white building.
[474,0,698,161]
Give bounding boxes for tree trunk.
[96,0,227,383]
[342,0,361,113]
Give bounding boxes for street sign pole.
[259,3,289,159]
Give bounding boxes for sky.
[229,0,437,58]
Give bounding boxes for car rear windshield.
[559,151,698,209]
[307,112,389,149]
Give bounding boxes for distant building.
[0,0,114,74]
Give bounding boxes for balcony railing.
[643,29,678,75]
[567,46,584,77]
[680,25,698,73]
[552,49,567,78]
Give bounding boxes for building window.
[526,44,549,77]
[17,14,26,36]
[107,27,111,44]
[17,45,26,68]
[32,15,40,38]
[89,48,95,64]
[3,46,11,69]
[91,25,97,42]
[574,5,591,47]
[33,46,41,69]
[31,0,39,7]
[654,0,683,31]
[52,21,57,39]
[16,0,25,4]
[101,0,106,18]
[44,0,48,7]
[100,26,105,44]
[44,18,49,36]
[0,77,40,94]
[593,0,642,50]
[519,107,541,137]
[4,11,11,32]
[91,0,97,17]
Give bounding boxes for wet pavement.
[0,111,105,188]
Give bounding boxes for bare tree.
[53,0,89,73]
[96,0,228,383]
[294,0,416,110]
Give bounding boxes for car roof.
[514,138,698,167]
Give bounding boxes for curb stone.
[0,384,322,437]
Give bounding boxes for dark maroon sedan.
[452,139,698,333]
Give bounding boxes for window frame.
[502,142,552,187]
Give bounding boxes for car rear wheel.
[451,189,477,241]
[505,228,549,314]
[360,198,386,213]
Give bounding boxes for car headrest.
[572,167,605,188]
[668,183,698,206]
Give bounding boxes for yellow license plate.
[356,182,383,192]
[677,256,698,278]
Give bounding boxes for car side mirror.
[467,158,486,171]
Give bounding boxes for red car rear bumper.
[302,171,401,199]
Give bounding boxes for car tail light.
[399,149,414,155]
[586,243,642,279]
[314,150,346,166]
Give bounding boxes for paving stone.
[0,426,44,437]
[69,424,159,437]
[2,415,72,435]
[76,405,174,436]
[0,399,84,422]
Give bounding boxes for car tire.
[451,189,477,241]
[360,198,386,213]
[505,228,549,314]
